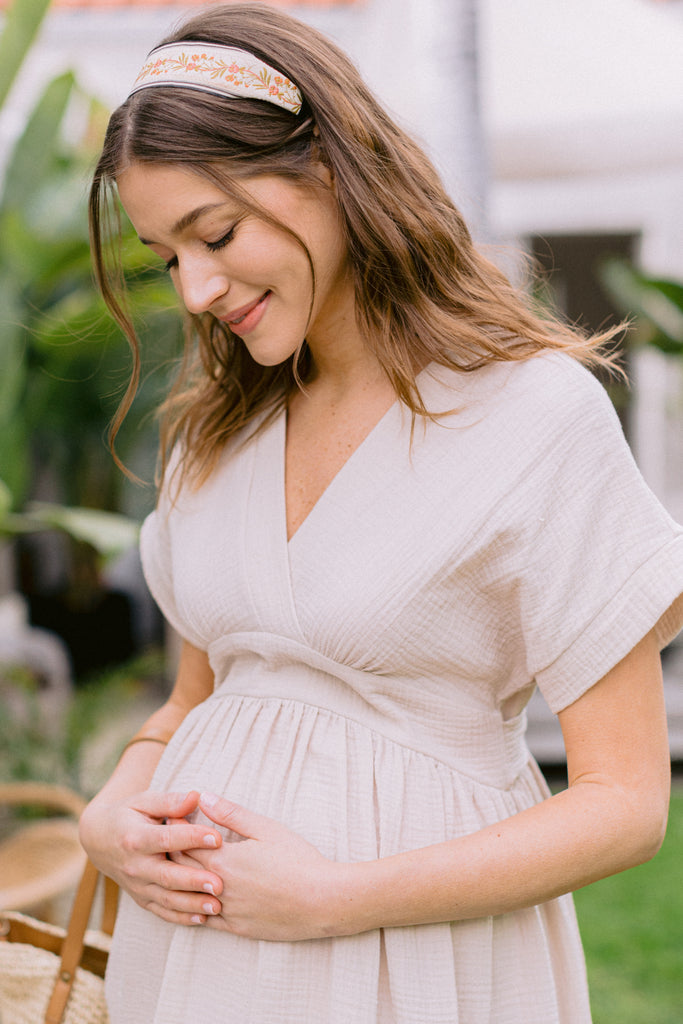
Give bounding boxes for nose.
[176,254,229,316]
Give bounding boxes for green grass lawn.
[574,783,683,1024]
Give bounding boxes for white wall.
[479,0,683,514]
[480,0,683,269]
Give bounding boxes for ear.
[310,124,335,188]
[312,160,334,189]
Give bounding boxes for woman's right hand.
[79,789,224,925]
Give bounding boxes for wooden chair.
[0,781,87,923]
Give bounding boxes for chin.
[244,344,300,368]
[249,354,294,368]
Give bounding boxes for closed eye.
[160,223,237,272]
[206,226,236,253]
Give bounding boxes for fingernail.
[200,792,220,807]
[203,834,218,848]
[202,903,216,915]
[203,883,216,895]
[191,915,204,925]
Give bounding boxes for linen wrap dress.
[105,354,683,1024]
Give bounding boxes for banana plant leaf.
[0,0,52,109]
[599,259,683,356]
[0,18,183,518]
[0,479,11,524]
[0,278,30,500]
[1,501,140,563]
[0,72,76,213]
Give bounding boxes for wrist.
[317,859,380,939]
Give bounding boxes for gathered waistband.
[207,632,532,790]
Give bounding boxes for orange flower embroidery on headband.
[131,43,303,115]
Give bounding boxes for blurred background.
[0,2,681,1019]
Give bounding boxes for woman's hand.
[79,789,225,926]
[169,793,345,941]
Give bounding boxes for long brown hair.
[90,2,621,490]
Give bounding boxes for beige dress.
[105,354,683,1023]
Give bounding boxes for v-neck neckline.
[280,364,437,545]
[282,394,402,545]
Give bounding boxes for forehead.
[115,162,322,241]
[116,164,239,229]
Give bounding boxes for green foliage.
[0,664,65,783]
[575,786,683,1024]
[0,649,165,792]
[0,3,183,514]
[1,501,140,565]
[1,71,75,211]
[61,649,165,788]
[0,0,52,109]
[0,479,11,523]
[599,259,683,357]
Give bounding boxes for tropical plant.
[0,0,53,504]
[0,0,51,109]
[0,476,139,564]
[599,259,683,357]
[0,647,165,789]
[0,0,183,516]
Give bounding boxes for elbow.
[632,805,669,866]
[620,781,670,869]
[78,801,95,857]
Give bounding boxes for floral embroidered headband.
[130,42,303,115]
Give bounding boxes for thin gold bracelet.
[120,735,170,759]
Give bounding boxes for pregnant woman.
[80,4,683,1021]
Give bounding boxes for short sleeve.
[510,360,683,713]
[139,475,208,651]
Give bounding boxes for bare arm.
[176,629,670,940]
[327,629,669,933]
[86,640,214,801]
[79,641,225,925]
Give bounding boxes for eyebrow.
[138,201,232,246]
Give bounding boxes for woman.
[80,4,683,1022]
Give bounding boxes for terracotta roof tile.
[0,0,360,7]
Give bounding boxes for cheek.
[251,236,313,292]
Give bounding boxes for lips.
[220,291,271,326]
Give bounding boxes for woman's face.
[116,162,353,366]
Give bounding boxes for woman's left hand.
[168,792,346,941]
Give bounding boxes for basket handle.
[44,860,118,1024]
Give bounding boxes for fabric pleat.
[107,355,683,1023]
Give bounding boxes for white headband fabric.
[130,42,303,115]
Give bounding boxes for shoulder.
[421,353,621,442]
[154,412,274,517]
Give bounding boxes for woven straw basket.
[0,928,109,1024]
[0,863,114,1024]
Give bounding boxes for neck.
[304,279,385,398]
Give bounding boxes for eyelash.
[206,226,236,252]
[163,226,236,273]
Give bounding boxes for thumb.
[199,792,278,840]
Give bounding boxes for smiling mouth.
[225,291,271,325]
